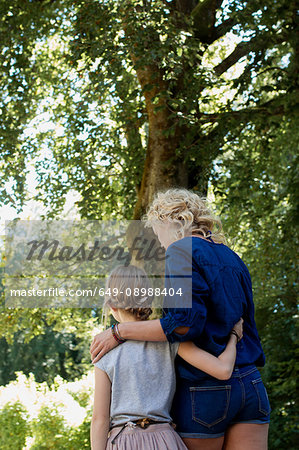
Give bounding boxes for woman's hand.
[90,328,119,364]
[232,318,244,341]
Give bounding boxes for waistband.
[230,364,258,378]
[178,364,259,384]
[109,420,174,444]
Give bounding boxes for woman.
[90,188,271,450]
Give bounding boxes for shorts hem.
[230,419,270,425]
[178,431,225,439]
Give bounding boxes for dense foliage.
[212,115,298,448]
[1,0,297,216]
[0,401,29,449]
[0,325,91,386]
[0,372,92,448]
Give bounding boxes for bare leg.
[223,423,269,450]
[182,436,224,450]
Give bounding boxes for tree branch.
[191,0,224,42]
[214,33,287,76]
[197,96,289,124]
[172,95,290,128]
[211,17,237,42]
[167,0,197,14]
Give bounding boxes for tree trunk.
[131,63,190,219]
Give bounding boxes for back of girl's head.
[104,265,153,321]
[142,188,226,244]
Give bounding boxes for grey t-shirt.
[94,340,180,427]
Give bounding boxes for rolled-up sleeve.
[159,240,210,343]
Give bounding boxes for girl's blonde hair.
[104,265,153,321]
[142,188,226,244]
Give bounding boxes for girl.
[91,188,270,450]
[91,264,243,450]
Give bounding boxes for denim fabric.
[171,365,271,438]
[159,236,266,382]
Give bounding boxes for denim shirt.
[159,236,266,382]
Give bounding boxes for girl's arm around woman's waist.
[177,319,243,380]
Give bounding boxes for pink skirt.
[106,423,188,450]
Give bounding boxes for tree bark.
[131,61,189,219]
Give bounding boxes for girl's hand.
[232,318,244,341]
[90,328,119,364]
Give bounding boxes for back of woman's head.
[142,188,226,244]
[105,265,153,321]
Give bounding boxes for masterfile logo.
[4,220,192,308]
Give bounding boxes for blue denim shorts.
[171,365,271,439]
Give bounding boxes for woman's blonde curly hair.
[104,265,153,321]
[142,188,227,245]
